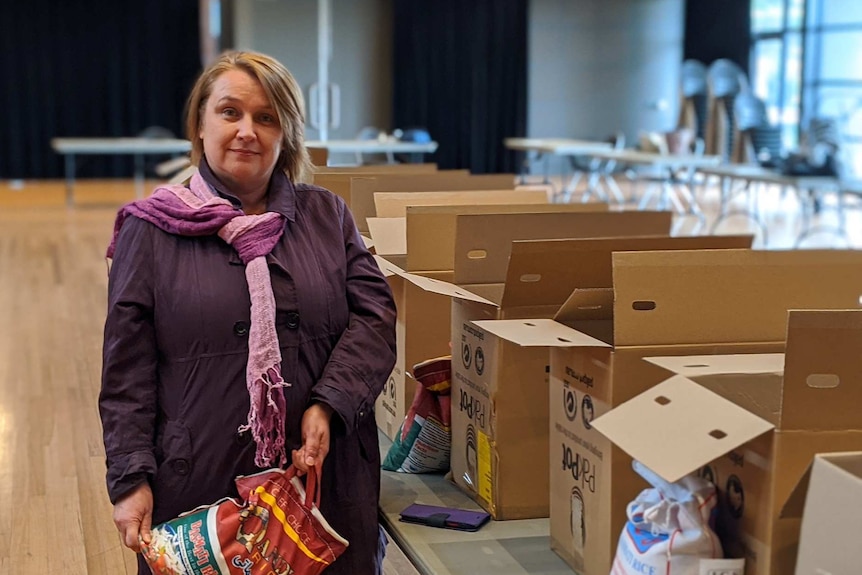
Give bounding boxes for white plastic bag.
[611,461,722,575]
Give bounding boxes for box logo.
[564,386,578,422]
[581,394,594,430]
[474,346,485,375]
[461,342,472,369]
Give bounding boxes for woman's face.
[199,69,283,196]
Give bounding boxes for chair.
[565,131,626,203]
[394,127,432,164]
[732,93,770,164]
[705,59,749,162]
[678,60,709,140]
[355,126,394,165]
[137,125,184,179]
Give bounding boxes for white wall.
[232,0,392,158]
[529,0,684,171]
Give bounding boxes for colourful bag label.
[142,468,348,575]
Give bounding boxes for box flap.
[471,318,611,348]
[404,203,608,273]
[373,189,547,218]
[644,353,786,376]
[349,172,517,233]
[781,452,862,518]
[366,217,406,256]
[554,288,615,323]
[780,460,813,519]
[373,255,402,278]
[391,272,497,306]
[781,309,862,430]
[645,354,784,424]
[591,375,775,483]
[612,249,862,347]
[453,211,673,287]
[498,234,754,310]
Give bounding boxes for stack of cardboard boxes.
[324,165,862,575]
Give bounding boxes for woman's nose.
[236,115,256,140]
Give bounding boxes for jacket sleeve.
[310,199,397,434]
[99,216,159,503]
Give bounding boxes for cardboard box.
[590,308,862,575]
[347,173,517,232]
[457,236,751,527]
[787,452,862,575]
[372,209,656,441]
[368,202,609,261]
[373,189,549,218]
[478,248,862,574]
[312,168,465,207]
[370,204,610,438]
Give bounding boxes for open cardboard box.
[399,221,769,520]
[312,168,463,211]
[591,308,862,575]
[784,451,862,575]
[367,201,608,262]
[450,236,751,527]
[371,209,664,441]
[373,188,550,218]
[473,247,862,574]
[347,172,518,233]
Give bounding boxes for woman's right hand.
[113,482,153,553]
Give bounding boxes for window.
[751,0,862,174]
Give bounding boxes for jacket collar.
[197,157,296,222]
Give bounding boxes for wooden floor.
[0,175,858,574]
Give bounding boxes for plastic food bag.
[611,461,722,575]
[382,356,451,473]
[141,466,347,575]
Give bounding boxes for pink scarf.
[107,172,289,468]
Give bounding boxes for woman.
[99,50,397,575]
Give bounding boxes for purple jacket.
[99,162,397,575]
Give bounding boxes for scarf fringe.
[243,365,290,468]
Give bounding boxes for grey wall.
[529,0,684,171]
[230,0,684,169]
[232,0,392,160]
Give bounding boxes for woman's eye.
[221,108,238,118]
[259,114,276,124]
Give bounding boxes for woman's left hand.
[292,402,333,475]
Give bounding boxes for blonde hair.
[185,50,312,183]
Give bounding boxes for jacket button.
[233,321,249,337]
[285,312,300,330]
[173,459,190,476]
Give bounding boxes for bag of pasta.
[141,466,347,575]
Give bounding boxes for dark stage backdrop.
[684,0,751,73]
[392,0,527,174]
[0,0,201,179]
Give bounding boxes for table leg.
[64,154,76,207]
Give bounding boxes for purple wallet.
[399,503,491,532]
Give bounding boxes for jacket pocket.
[152,420,193,516]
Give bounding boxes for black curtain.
[684,0,751,73]
[392,0,527,174]
[0,0,201,179]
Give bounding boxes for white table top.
[504,137,611,155]
[51,137,192,154]
[305,139,438,154]
[52,137,438,155]
[697,163,842,189]
[582,148,722,168]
